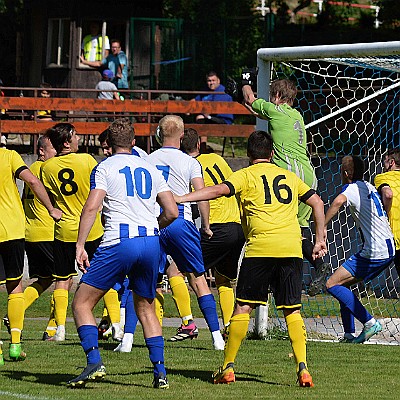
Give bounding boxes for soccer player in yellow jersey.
[0,133,61,364]
[175,131,327,387]
[22,136,59,340]
[375,149,400,276]
[40,123,103,341]
[242,77,330,295]
[181,128,245,333]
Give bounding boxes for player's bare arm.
[305,193,327,259]
[191,176,212,238]
[325,193,347,227]
[380,185,393,216]
[19,168,62,222]
[175,182,231,204]
[156,190,179,229]
[76,188,106,272]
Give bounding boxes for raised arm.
[175,182,231,204]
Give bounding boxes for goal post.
[253,41,400,343]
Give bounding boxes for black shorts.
[26,241,54,279]
[395,249,400,273]
[201,222,245,280]
[0,238,25,283]
[236,257,303,309]
[53,237,102,280]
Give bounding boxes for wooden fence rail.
[0,97,255,137]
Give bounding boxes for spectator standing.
[81,22,110,62]
[81,39,128,90]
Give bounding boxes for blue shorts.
[159,218,205,275]
[343,252,394,282]
[81,236,160,299]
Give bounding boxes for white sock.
[122,332,134,346]
[211,330,224,342]
[344,332,355,339]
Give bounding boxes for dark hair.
[36,135,49,156]
[206,71,219,79]
[40,82,52,89]
[342,155,365,181]
[108,118,134,149]
[386,148,400,167]
[45,123,75,154]
[247,130,273,160]
[270,79,297,105]
[181,128,199,154]
[98,128,110,145]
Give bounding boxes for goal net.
[255,41,400,344]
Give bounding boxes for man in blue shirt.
[81,39,128,90]
[195,71,233,125]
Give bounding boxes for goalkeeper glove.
[241,67,258,88]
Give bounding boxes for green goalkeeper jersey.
[252,98,317,227]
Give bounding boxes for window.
[46,18,71,67]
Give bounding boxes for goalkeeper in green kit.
[227,71,329,295]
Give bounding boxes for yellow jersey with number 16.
[225,162,313,259]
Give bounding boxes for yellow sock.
[155,291,164,327]
[103,288,120,324]
[8,293,25,343]
[286,312,307,372]
[24,282,44,310]
[223,313,250,369]
[217,285,235,327]
[46,293,57,335]
[102,306,109,319]
[169,276,193,325]
[53,289,69,327]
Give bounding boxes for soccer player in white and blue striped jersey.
[147,115,225,350]
[67,120,178,389]
[325,155,395,343]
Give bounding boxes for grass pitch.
[1,292,400,399]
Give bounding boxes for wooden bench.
[0,96,255,153]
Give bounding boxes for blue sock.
[145,336,166,376]
[340,303,355,334]
[198,294,220,333]
[77,325,102,365]
[124,291,138,335]
[327,285,372,324]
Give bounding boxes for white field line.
[0,391,54,400]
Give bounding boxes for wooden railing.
[0,95,255,137]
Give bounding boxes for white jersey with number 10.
[90,153,170,247]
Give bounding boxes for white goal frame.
[254,40,400,339]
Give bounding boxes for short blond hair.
[158,115,184,143]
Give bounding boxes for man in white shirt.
[325,155,395,343]
[67,120,178,389]
[147,115,225,350]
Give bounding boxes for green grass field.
[1,291,400,399]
